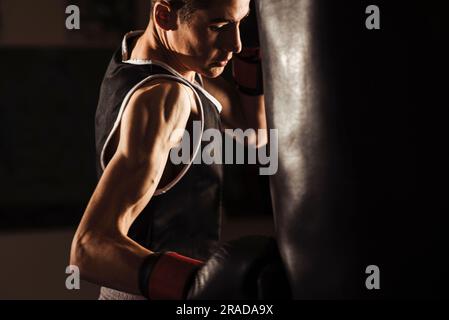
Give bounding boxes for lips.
[216,60,229,67]
[213,56,232,67]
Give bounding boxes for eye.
[209,24,227,32]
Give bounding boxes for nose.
[223,23,242,54]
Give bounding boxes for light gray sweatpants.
[98,287,147,300]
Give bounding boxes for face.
[166,0,251,78]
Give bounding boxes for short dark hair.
[150,0,212,21]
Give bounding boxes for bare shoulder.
[129,80,195,120]
[118,80,196,162]
[122,80,197,133]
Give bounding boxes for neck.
[130,24,196,83]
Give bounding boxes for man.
[70,0,274,300]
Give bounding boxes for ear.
[153,1,178,30]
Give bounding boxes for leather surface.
[256,0,448,298]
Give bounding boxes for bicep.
[78,83,192,236]
[90,147,167,234]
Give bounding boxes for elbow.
[70,231,97,280]
[70,233,84,268]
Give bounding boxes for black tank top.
[95,32,223,260]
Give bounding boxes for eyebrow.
[209,8,251,24]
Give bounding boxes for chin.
[201,66,225,79]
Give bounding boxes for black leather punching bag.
[256,0,448,299]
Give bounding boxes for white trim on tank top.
[100,73,205,196]
[122,30,222,113]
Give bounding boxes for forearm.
[71,230,150,295]
[238,93,267,146]
[232,46,267,147]
[70,154,163,295]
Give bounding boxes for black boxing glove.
[256,257,292,300]
[186,236,289,300]
[139,236,289,300]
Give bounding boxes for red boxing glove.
[232,47,264,96]
[233,0,263,96]
[139,252,203,300]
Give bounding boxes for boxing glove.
[233,1,263,96]
[186,235,288,300]
[139,236,289,300]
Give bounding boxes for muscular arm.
[203,76,267,147]
[70,81,193,295]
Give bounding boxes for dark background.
[355,0,448,298]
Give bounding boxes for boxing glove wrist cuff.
[233,48,264,96]
[139,251,203,300]
[138,253,162,299]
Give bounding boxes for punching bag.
[256,0,448,299]
[256,0,357,299]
